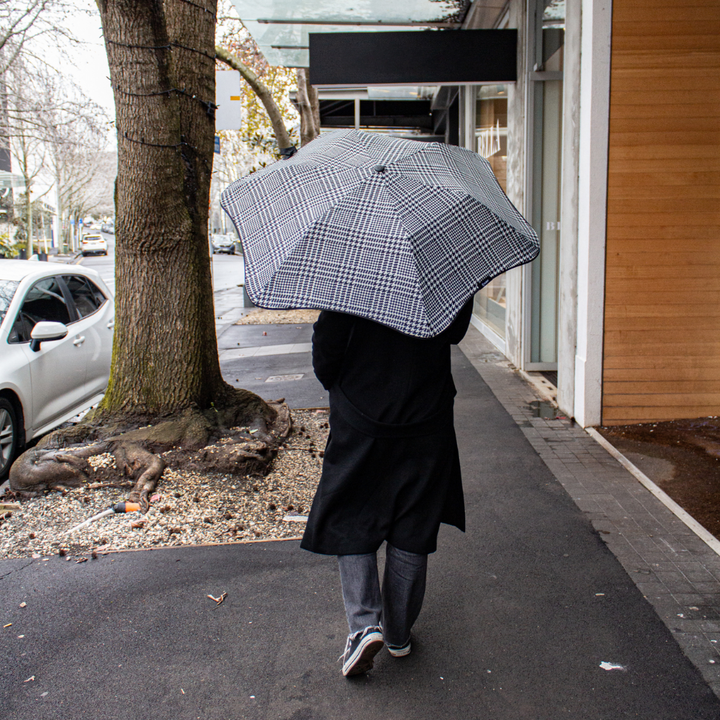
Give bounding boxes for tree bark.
[215,45,294,153]
[307,73,321,140]
[295,68,320,147]
[96,0,234,416]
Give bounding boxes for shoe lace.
[337,627,380,663]
[337,629,360,662]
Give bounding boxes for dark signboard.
[309,30,517,87]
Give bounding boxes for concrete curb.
[586,427,720,557]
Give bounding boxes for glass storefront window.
[473,84,508,338]
[529,15,564,366]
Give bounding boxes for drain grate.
[265,374,304,383]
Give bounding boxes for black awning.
[320,100,434,130]
[309,30,517,87]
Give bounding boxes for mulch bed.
[0,409,329,560]
[235,308,320,325]
[599,416,720,539]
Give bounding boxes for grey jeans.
[337,543,427,647]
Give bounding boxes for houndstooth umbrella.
[221,129,539,338]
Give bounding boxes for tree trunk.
[295,68,320,147]
[24,185,32,257]
[307,74,321,139]
[96,0,233,416]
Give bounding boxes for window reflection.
[0,280,19,325]
[474,84,508,338]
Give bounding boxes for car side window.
[9,277,72,344]
[65,276,107,319]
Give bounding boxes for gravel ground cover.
[0,409,328,560]
[235,308,320,325]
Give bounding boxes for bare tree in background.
[3,57,110,254]
[0,0,77,75]
[0,0,114,254]
[47,103,110,249]
[6,61,47,254]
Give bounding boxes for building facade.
[231,0,720,428]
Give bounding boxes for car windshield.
[0,279,19,324]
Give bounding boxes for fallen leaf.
[207,592,228,605]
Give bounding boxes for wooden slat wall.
[601,0,720,425]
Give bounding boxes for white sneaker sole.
[387,642,411,658]
[342,633,384,676]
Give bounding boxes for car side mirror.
[30,321,69,352]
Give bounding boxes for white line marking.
[220,343,312,360]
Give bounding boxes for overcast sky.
[64,1,115,118]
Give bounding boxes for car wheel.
[0,398,18,480]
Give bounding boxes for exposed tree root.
[9,399,292,512]
[113,443,166,511]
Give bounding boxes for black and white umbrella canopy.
[221,129,539,338]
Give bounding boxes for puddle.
[528,400,559,419]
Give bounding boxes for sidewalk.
[1,311,720,719]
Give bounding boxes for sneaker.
[387,639,412,658]
[341,626,384,677]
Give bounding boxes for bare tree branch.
[215,44,294,152]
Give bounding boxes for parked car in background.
[101,222,115,234]
[211,234,236,255]
[0,261,114,479]
[81,233,108,257]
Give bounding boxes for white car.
[81,233,108,257]
[0,261,114,478]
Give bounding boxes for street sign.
[214,135,221,154]
[216,70,243,131]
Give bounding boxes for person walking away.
[301,299,473,676]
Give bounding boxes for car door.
[9,276,88,434]
[63,275,114,397]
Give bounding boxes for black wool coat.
[300,300,473,556]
